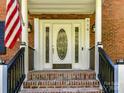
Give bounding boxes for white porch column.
[95,0,102,76]
[21,0,28,75]
[0,65,7,93]
[114,64,124,93]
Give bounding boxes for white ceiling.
[28,0,96,14]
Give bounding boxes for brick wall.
[28,15,34,48]
[0,0,6,20]
[90,14,95,48]
[103,0,124,62]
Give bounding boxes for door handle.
[82,47,84,50]
[52,47,54,54]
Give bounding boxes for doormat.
[53,64,72,69]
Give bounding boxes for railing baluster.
[14,64,16,92]
[20,54,23,79]
[12,66,13,93]
[19,56,21,80]
[22,53,24,75]
[8,71,10,92]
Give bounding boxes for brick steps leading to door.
[20,70,102,93]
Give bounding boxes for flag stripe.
[6,0,16,24]
[6,0,11,5]
[5,0,22,49]
[5,16,20,43]
[5,9,18,38]
[9,26,22,48]
[7,0,13,13]
[5,3,17,30]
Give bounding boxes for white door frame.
[34,19,90,70]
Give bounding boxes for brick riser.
[23,80,99,88]
[20,88,102,93]
[28,70,96,80]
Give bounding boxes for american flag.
[4,0,22,49]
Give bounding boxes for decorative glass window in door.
[57,29,68,60]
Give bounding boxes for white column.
[95,0,102,76]
[21,0,28,75]
[114,65,118,93]
[95,0,102,43]
[34,18,41,70]
[115,65,124,93]
[0,65,7,93]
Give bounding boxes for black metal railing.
[90,46,95,70]
[28,46,35,70]
[98,47,114,93]
[7,47,25,93]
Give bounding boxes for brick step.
[28,70,96,80]
[20,88,102,93]
[23,80,99,88]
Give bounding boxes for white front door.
[52,24,72,64]
[38,19,90,70]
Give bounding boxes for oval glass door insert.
[57,29,68,60]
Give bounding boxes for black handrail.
[7,47,25,93]
[89,46,95,50]
[28,46,35,51]
[28,46,35,70]
[89,46,95,70]
[98,47,114,93]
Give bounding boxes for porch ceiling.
[28,0,95,14]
